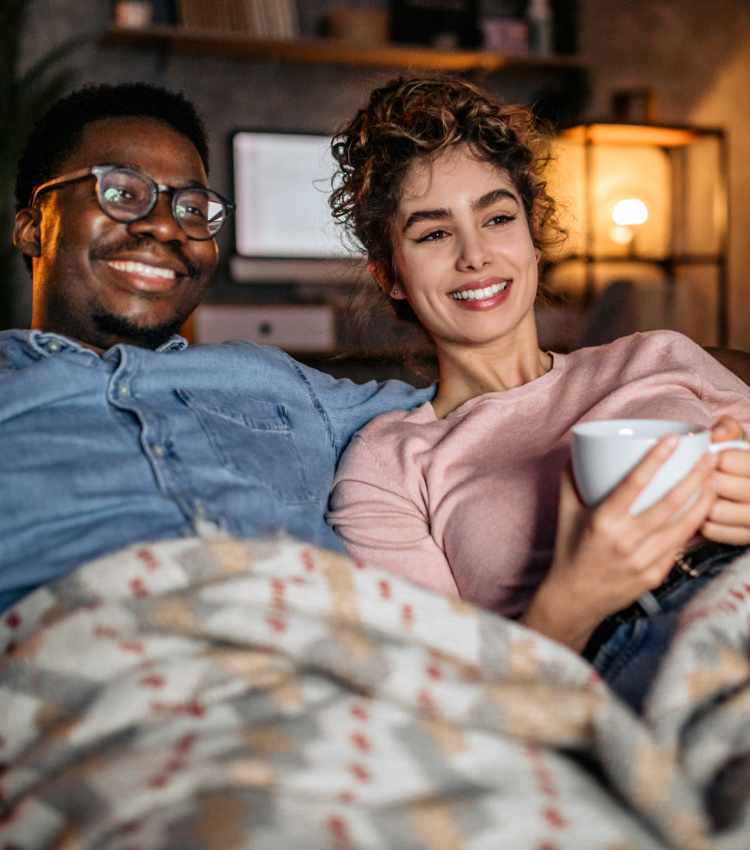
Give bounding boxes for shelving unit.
[552,121,729,346]
[101,25,584,73]
[102,21,587,362]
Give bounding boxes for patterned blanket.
[2,535,750,849]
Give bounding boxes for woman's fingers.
[711,415,746,443]
[596,439,714,548]
[703,445,750,544]
[636,451,717,529]
[712,465,750,500]
[586,449,716,595]
[632,481,716,584]
[701,520,750,546]
[597,436,679,519]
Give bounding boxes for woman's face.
[388,144,539,352]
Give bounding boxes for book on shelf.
[177,0,298,36]
[177,0,216,29]
[177,0,249,33]
[248,0,299,38]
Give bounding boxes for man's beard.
[92,310,187,349]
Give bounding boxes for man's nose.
[127,192,188,243]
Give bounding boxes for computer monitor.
[230,129,362,284]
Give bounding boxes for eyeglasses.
[30,164,235,240]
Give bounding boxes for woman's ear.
[13,208,42,259]
[367,260,407,300]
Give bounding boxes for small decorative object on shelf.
[526,0,552,54]
[114,0,153,29]
[324,7,389,44]
[481,16,528,54]
[151,0,178,25]
[389,0,482,49]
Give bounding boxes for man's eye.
[103,186,134,203]
[175,203,207,221]
[416,229,448,243]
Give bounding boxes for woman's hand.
[703,415,750,545]
[522,437,717,652]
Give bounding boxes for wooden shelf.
[555,253,725,266]
[101,25,584,73]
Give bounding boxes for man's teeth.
[107,260,176,280]
[451,282,508,301]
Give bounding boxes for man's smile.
[102,257,184,295]
[106,260,176,280]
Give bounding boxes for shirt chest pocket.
[176,389,316,503]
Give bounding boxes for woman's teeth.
[451,281,508,301]
[107,260,176,280]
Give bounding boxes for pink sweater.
[328,332,750,618]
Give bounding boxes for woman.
[327,75,750,709]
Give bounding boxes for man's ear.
[13,208,41,259]
[367,260,407,300]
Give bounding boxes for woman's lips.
[449,280,512,310]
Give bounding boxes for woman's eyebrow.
[472,188,519,210]
[402,207,451,232]
[402,187,519,232]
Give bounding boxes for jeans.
[586,544,747,714]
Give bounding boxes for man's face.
[15,116,219,350]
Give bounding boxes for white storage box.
[194,304,336,352]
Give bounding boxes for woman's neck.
[431,334,552,418]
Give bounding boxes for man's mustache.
[91,236,202,279]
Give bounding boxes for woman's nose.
[456,230,490,272]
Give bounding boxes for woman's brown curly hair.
[330,75,564,324]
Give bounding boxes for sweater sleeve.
[680,335,750,427]
[327,433,460,597]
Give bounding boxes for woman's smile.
[449,278,512,308]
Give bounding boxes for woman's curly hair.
[331,74,563,282]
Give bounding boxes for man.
[1,82,431,612]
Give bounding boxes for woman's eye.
[416,229,448,243]
[487,213,516,226]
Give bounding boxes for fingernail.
[661,436,679,451]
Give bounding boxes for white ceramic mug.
[571,419,750,515]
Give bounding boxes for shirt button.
[152,444,166,458]
[48,341,60,352]
[118,384,130,398]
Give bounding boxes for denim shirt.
[0,330,433,612]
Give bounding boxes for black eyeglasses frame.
[30,164,235,241]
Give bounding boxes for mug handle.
[709,440,750,454]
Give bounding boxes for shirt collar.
[25,330,188,358]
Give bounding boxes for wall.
[12,0,552,335]
[12,0,750,351]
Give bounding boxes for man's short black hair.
[15,81,210,212]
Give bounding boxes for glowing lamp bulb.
[611,198,649,226]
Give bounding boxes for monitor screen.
[232,130,357,262]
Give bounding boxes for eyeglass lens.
[98,169,227,239]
